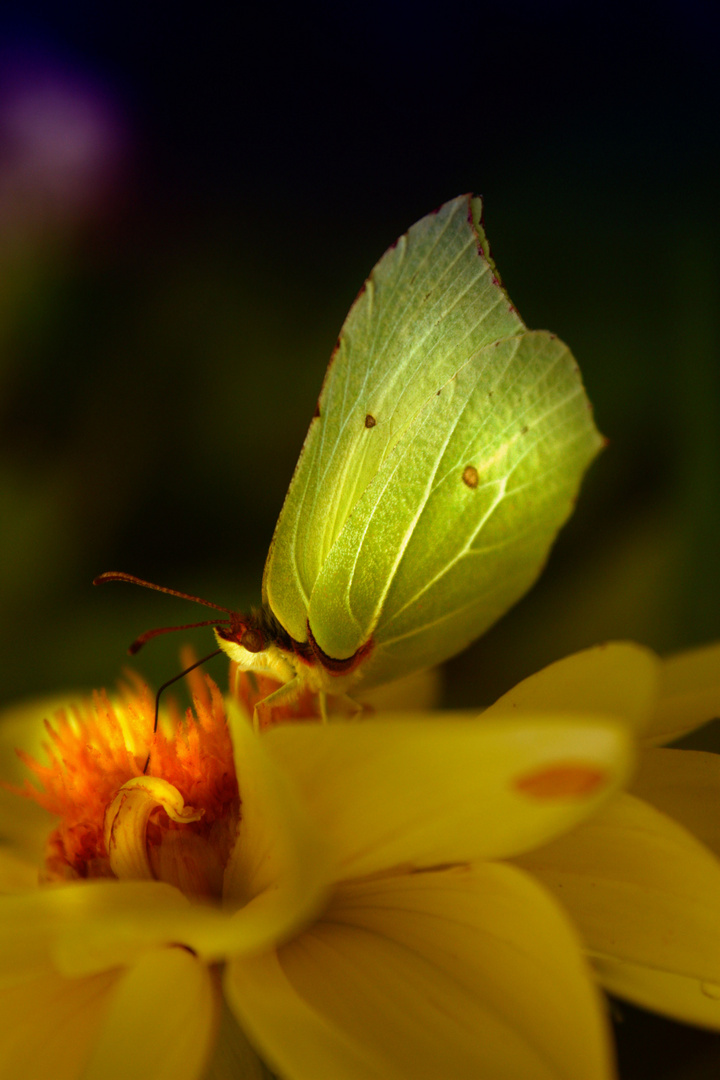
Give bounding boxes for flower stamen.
[8,674,240,896]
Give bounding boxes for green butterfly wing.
[263,194,526,641]
[263,195,602,683]
[307,330,602,687]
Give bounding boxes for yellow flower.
[483,641,720,1032]
[0,669,631,1080]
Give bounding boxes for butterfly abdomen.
[263,605,374,678]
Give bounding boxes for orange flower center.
[12,671,239,899]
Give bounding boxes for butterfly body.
[256,196,602,698]
[99,193,602,717]
[214,606,372,718]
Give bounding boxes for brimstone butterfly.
[97,193,602,720]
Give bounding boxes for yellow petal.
[0,967,118,1080]
[593,955,720,1031]
[2,874,321,988]
[0,785,55,865]
[48,879,274,976]
[484,642,659,735]
[0,878,263,986]
[204,997,274,1080]
[0,845,40,892]
[514,792,720,1020]
[0,880,192,985]
[225,864,614,1080]
[632,747,720,859]
[83,946,218,1080]
[264,716,632,878]
[222,704,334,950]
[643,641,720,745]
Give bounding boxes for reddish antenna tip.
[94,572,123,585]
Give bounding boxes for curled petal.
[104,777,203,881]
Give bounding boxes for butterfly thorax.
[214,606,373,693]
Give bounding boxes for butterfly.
[97,193,602,722]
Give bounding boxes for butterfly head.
[215,612,266,654]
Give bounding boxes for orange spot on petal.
[514,763,607,799]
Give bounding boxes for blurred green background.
[0,2,718,1075]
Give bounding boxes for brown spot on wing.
[462,465,479,488]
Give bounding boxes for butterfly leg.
[252,677,307,729]
[331,692,365,718]
[318,691,328,723]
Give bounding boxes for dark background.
[0,2,718,1076]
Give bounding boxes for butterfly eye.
[241,627,265,653]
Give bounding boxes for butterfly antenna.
[128,619,230,655]
[143,648,223,774]
[94,572,236,654]
[94,572,234,614]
